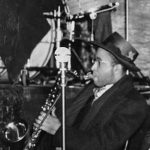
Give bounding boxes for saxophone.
[23,74,61,150]
[23,70,92,150]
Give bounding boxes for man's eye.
[92,58,96,64]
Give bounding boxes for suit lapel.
[79,75,133,130]
[79,83,120,130]
[66,82,94,126]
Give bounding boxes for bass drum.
[0,19,55,81]
[28,18,55,79]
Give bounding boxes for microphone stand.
[60,62,67,150]
[55,47,71,150]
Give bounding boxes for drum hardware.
[43,14,64,20]
[26,67,59,76]
[62,0,70,16]
[95,2,119,14]
[18,66,59,86]
[65,1,119,21]
[43,11,65,20]
[56,6,62,48]
[21,68,29,86]
[89,11,97,41]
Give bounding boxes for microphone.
[55,47,71,70]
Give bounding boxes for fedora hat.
[90,32,139,71]
[103,32,139,61]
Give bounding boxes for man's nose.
[91,62,96,71]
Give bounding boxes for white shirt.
[92,84,113,104]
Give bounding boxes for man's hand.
[34,108,61,135]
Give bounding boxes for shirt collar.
[93,84,113,100]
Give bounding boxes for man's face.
[91,48,116,87]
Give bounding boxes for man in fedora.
[35,32,148,150]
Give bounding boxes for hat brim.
[89,41,140,72]
[103,32,139,61]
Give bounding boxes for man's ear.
[113,64,122,73]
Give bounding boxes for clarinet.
[23,74,61,150]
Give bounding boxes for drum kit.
[0,0,119,85]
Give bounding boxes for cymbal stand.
[66,16,88,74]
[68,19,75,43]
[56,6,62,48]
[89,12,97,41]
[67,17,75,69]
[125,0,129,41]
[62,0,70,16]
[88,2,119,41]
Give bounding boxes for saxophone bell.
[4,119,28,143]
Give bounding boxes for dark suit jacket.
[37,75,148,150]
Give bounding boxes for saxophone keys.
[46,106,50,110]
[51,99,54,103]
[42,107,46,111]
[52,94,56,98]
